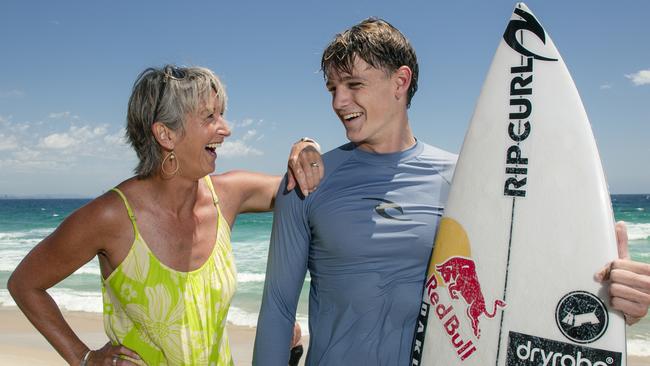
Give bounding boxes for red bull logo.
[423,217,507,362]
[436,256,507,338]
[425,273,478,361]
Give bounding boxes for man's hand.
[596,221,650,325]
[286,139,324,197]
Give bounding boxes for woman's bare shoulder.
[66,179,139,240]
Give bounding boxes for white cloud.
[46,111,80,120]
[241,129,258,141]
[13,148,43,161]
[625,69,650,86]
[230,118,265,130]
[0,90,24,98]
[0,134,18,151]
[75,125,105,139]
[0,114,132,171]
[104,130,128,145]
[217,118,269,157]
[41,133,77,149]
[2,113,270,172]
[239,118,254,127]
[599,84,612,90]
[219,140,263,157]
[49,111,71,119]
[16,123,30,132]
[39,125,110,151]
[93,126,107,135]
[2,147,73,171]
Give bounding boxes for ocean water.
[1,195,649,356]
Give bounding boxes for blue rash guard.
[254,141,457,365]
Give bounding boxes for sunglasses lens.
[153,66,188,122]
[166,66,186,80]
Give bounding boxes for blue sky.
[1,1,648,196]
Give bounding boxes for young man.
[254,18,650,365]
[254,18,455,365]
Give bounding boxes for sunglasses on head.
[152,65,187,123]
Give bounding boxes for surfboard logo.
[417,218,507,362]
[423,274,479,361]
[503,7,558,62]
[507,331,622,366]
[436,256,507,339]
[555,291,609,344]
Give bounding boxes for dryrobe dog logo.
[363,197,412,221]
[436,257,507,338]
[507,331,622,366]
[556,291,609,344]
[503,7,558,61]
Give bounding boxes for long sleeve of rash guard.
[253,178,310,365]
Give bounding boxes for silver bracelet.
[298,137,321,153]
[80,349,92,366]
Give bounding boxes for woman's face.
[174,90,231,179]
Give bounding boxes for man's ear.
[152,122,175,150]
[393,66,413,102]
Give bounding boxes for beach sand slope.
[1,308,642,366]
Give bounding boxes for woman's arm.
[212,171,282,220]
[7,193,140,365]
[211,138,325,224]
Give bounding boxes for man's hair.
[126,65,227,178]
[321,17,419,107]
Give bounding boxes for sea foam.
[626,222,650,241]
[227,305,309,335]
[237,272,266,283]
[627,336,650,356]
[0,288,102,313]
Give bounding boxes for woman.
[8,65,321,365]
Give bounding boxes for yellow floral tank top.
[102,176,237,365]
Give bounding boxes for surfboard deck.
[411,3,626,365]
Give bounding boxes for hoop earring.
[161,151,180,176]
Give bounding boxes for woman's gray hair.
[126,65,227,178]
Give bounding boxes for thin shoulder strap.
[203,175,220,207]
[111,188,138,233]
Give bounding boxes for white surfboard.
[411,3,626,365]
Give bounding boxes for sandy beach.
[0,307,308,366]
[0,307,646,365]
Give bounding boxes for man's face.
[325,57,404,153]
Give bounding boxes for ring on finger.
[310,162,319,168]
[113,356,119,366]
